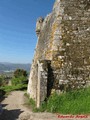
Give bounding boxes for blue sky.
[0,0,55,63]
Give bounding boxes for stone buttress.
[27,0,90,107]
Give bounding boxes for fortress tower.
[27,0,90,107]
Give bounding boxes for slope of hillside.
[0,62,31,73]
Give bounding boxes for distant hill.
[0,62,31,73]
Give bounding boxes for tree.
[0,75,5,86]
[14,69,27,78]
[12,69,28,86]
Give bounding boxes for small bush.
[11,76,27,86]
[0,75,7,86]
[11,69,28,86]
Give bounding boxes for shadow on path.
[0,109,24,120]
[0,90,7,103]
[0,104,24,120]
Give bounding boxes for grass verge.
[0,84,27,93]
[24,93,36,111]
[25,87,90,114]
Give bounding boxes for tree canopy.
[14,69,27,78]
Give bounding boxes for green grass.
[35,87,90,114]
[0,84,27,93]
[24,93,36,111]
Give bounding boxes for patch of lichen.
[49,22,59,50]
[51,60,63,69]
[45,22,59,60]
[45,50,52,60]
[51,22,59,39]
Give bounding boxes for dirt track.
[0,91,90,120]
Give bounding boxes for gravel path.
[0,91,90,120]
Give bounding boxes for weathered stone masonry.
[27,0,90,107]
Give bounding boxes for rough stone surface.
[27,0,90,106]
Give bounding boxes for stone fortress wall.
[27,0,90,107]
